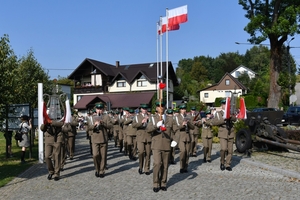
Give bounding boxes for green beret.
[147,108,152,112]
[220,99,226,104]
[155,101,165,107]
[173,109,179,113]
[167,109,173,114]
[95,102,104,109]
[123,107,129,111]
[179,104,187,109]
[205,110,211,114]
[191,106,196,110]
[140,104,149,109]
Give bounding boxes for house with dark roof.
[68,58,179,114]
[198,72,247,106]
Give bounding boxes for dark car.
[283,106,300,125]
[252,107,279,112]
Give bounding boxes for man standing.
[113,110,123,152]
[200,110,213,163]
[174,104,195,173]
[147,101,172,192]
[207,99,236,171]
[132,103,151,175]
[125,109,137,160]
[87,102,113,178]
[188,106,201,157]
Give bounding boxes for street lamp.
[287,37,295,100]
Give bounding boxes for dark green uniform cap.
[191,106,196,110]
[167,109,173,114]
[123,107,129,111]
[155,101,165,107]
[147,108,152,112]
[220,99,226,104]
[128,109,135,113]
[179,104,187,109]
[140,104,149,109]
[173,109,179,113]
[95,102,104,109]
[205,110,211,114]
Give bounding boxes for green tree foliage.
[14,49,52,108]
[0,35,18,106]
[239,0,300,108]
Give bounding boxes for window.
[117,81,126,87]
[77,95,82,102]
[137,80,147,87]
[225,79,230,85]
[204,93,208,98]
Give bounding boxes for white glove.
[156,120,163,128]
[171,141,177,147]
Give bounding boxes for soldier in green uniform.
[174,104,195,173]
[147,101,172,192]
[125,109,137,160]
[188,106,201,157]
[132,104,151,175]
[87,102,113,178]
[200,110,213,163]
[206,99,236,171]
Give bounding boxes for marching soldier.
[147,101,172,192]
[66,112,78,160]
[174,104,195,173]
[125,108,138,160]
[121,107,130,156]
[86,110,94,155]
[40,120,64,181]
[206,99,236,171]
[188,106,201,157]
[132,103,151,175]
[87,102,113,178]
[200,110,213,163]
[113,110,123,152]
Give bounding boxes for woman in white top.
[19,115,32,163]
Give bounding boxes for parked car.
[283,106,300,125]
[251,107,279,112]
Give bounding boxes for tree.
[0,34,19,106]
[239,0,300,108]
[14,49,52,108]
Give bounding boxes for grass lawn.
[0,132,39,187]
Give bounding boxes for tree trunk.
[267,45,282,108]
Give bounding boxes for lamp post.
[287,37,295,101]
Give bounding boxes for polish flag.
[223,97,231,119]
[168,5,188,27]
[237,98,247,119]
[158,16,180,34]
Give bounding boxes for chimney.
[116,61,120,68]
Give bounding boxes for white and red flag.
[158,16,180,34]
[223,97,231,119]
[168,5,188,26]
[237,98,247,119]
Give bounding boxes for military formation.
[39,99,236,193]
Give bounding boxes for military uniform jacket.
[113,114,122,132]
[40,121,64,143]
[87,114,113,144]
[207,110,236,139]
[147,114,172,151]
[122,115,134,136]
[187,113,201,135]
[201,118,213,138]
[174,114,195,142]
[132,113,151,143]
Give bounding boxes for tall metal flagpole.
[160,17,163,89]
[166,8,169,108]
[156,21,159,96]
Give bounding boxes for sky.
[1,1,299,80]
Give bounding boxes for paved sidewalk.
[1,131,300,200]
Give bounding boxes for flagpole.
[156,21,159,97]
[166,8,169,108]
[160,17,163,89]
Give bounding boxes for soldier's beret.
[123,107,129,111]
[167,109,173,114]
[179,104,187,109]
[128,109,135,113]
[205,110,211,115]
[140,104,149,109]
[220,99,226,104]
[191,106,196,110]
[95,102,104,109]
[155,101,165,107]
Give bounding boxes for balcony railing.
[74,86,104,94]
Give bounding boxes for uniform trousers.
[45,141,62,178]
[92,143,107,175]
[152,149,170,188]
[190,134,199,155]
[137,141,151,173]
[67,135,75,158]
[219,137,234,167]
[179,141,191,170]
[127,135,137,157]
[202,136,212,161]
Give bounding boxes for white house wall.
[200,89,243,104]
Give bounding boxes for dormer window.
[117,81,126,87]
[137,75,147,87]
